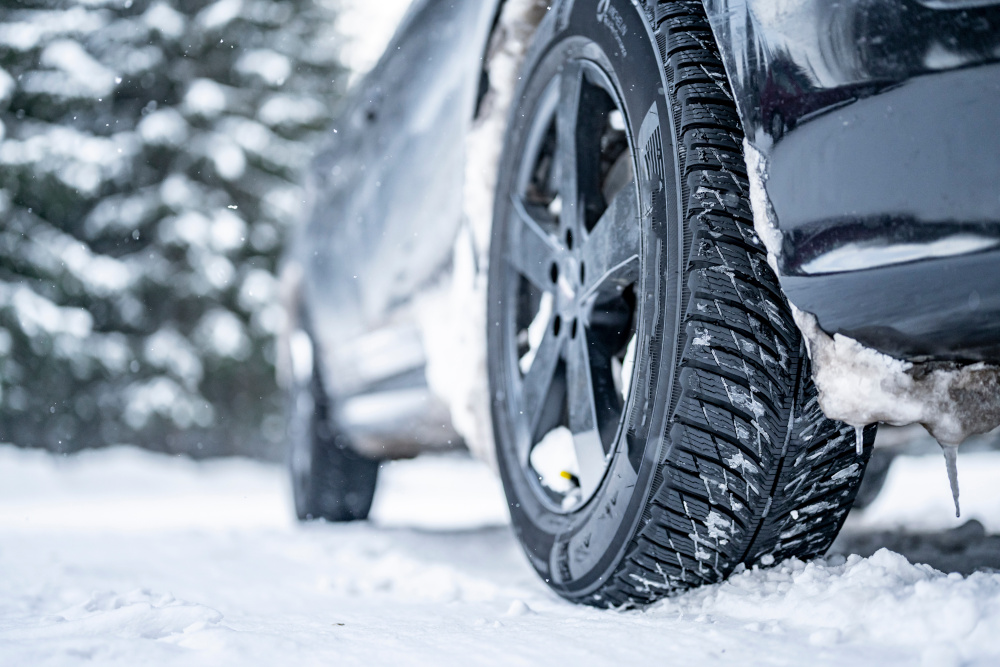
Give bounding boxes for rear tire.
[288,336,378,522]
[487,0,874,606]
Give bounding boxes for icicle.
[853,425,865,456]
[942,444,961,518]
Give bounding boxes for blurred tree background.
[0,0,345,459]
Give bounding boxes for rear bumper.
[782,247,1000,363]
[771,61,1000,363]
[704,0,1000,363]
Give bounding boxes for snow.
[206,134,246,181]
[196,0,243,32]
[518,291,554,373]
[257,94,327,128]
[138,108,189,146]
[161,211,211,248]
[58,240,135,296]
[332,0,418,84]
[235,49,292,87]
[429,0,549,467]
[192,250,236,291]
[0,126,138,196]
[194,309,250,360]
[0,8,106,52]
[4,444,1000,665]
[2,284,93,340]
[209,209,247,253]
[143,2,186,40]
[0,67,16,108]
[122,378,214,430]
[144,328,203,389]
[161,205,248,257]
[183,79,227,118]
[220,117,273,156]
[924,42,970,71]
[529,426,579,494]
[238,269,278,313]
[793,308,1000,448]
[743,139,782,273]
[39,39,117,98]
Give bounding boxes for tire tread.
[592,0,872,607]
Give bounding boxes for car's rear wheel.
[486,0,875,606]
[287,331,379,522]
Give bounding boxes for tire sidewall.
[488,0,685,601]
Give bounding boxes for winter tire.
[487,0,875,606]
[288,332,379,522]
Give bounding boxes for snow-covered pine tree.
[0,0,344,459]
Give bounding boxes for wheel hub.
[496,56,642,511]
[553,254,587,321]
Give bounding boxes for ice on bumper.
[794,308,1000,516]
[792,310,1000,448]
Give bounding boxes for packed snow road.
[3,443,1000,666]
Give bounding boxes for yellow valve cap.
[559,471,579,484]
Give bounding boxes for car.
[278,0,1000,607]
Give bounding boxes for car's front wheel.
[486,0,875,607]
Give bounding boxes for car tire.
[486,0,874,606]
[287,335,379,522]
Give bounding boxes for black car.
[279,0,1000,607]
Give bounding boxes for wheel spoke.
[507,196,560,291]
[520,318,564,452]
[579,180,640,298]
[500,57,638,510]
[557,61,584,233]
[566,331,606,498]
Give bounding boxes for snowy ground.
[3,443,1000,666]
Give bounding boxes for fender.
[291,0,504,455]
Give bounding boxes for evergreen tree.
[0,0,344,459]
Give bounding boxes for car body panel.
[704,0,1000,361]
[291,0,502,454]
[289,0,1000,456]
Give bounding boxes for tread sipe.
[593,1,874,607]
